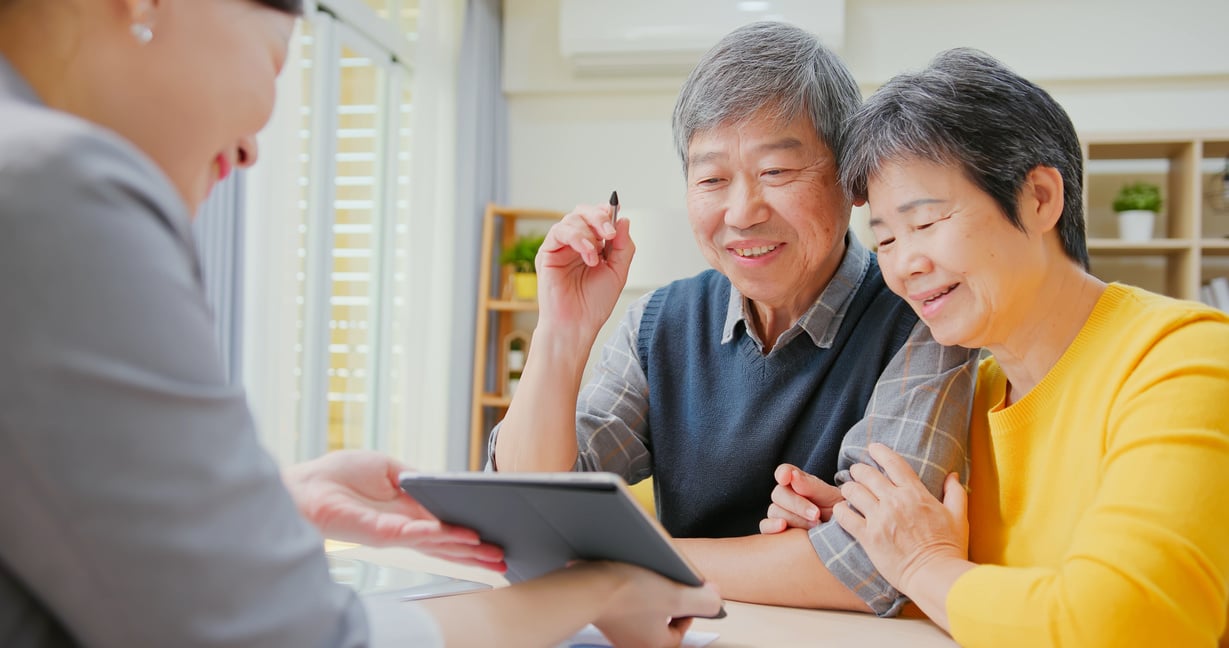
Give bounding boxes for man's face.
[684,110,851,317]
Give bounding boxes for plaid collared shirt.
[489,235,977,615]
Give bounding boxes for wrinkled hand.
[283,450,506,571]
[833,444,968,593]
[535,203,635,337]
[587,562,723,648]
[759,463,844,534]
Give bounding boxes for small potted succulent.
[504,333,528,396]
[500,233,545,300]
[1112,181,1162,242]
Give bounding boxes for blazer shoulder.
[0,100,181,221]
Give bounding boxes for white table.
[332,545,959,648]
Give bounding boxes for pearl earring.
[130,22,154,45]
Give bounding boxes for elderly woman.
[767,48,1229,645]
[0,0,718,646]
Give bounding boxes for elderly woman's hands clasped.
[763,443,970,596]
[833,444,969,594]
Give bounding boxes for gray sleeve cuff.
[364,597,443,648]
[808,521,909,617]
[484,422,501,471]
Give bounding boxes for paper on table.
[556,624,718,648]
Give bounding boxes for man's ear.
[1021,165,1064,234]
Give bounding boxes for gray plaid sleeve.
[487,293,655,483]
[809,321,977,616]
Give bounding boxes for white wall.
[501,0,1229,367]
[503,0,1229,239]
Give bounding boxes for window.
[246,0,434,463]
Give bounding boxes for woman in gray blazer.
[0,0,720,646]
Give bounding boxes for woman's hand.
[834,444,971,610]
[587,562,723,648]
[535,203,634,340]
[759,463,844,534]
[283,450,506,571]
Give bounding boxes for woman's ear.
[120,0,160,16]
[1021,165,1064,234]
[120,0,161,36]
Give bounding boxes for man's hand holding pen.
[533,192,635,343]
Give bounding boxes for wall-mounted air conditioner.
[559,0,845,76]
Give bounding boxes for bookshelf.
[468,205,563,469]
[1082,132,1229,303]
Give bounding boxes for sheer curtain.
[448,0,507,469]
[241,2,468,468]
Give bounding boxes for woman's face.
[111,0,295,211]
[866,157,1046,349]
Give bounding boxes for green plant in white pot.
[1112,182,1161,242]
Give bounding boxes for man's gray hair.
[839,48,1088,268]
[671,21,861,173]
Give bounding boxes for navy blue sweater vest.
[637,266,917,538]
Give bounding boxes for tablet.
[398,471,724,617]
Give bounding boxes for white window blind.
[244,0,460,468]
[290,1,420,458]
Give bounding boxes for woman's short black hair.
[839,48,1089,269]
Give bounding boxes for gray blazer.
[0,56,432,646]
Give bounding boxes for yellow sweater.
[948,284,1229,647]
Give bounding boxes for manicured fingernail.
[603,222,616,237]
[807,506,819,520]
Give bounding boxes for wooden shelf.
[479,393,513,407]
[488,299,539,312]
[468,205,563,470]
[1083,132,1229,301]
[1087,139,1192,161]
[1086,238,1194,255]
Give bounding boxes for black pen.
[605,190,619,258]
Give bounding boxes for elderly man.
[490,21,977,616]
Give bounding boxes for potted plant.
[504,332,529,396]
[500,233,545,300]
[1112,181,1162,242]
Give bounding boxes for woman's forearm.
[899,557,975,633]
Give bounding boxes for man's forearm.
[676,529,872,612]
[493,326,593,472]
